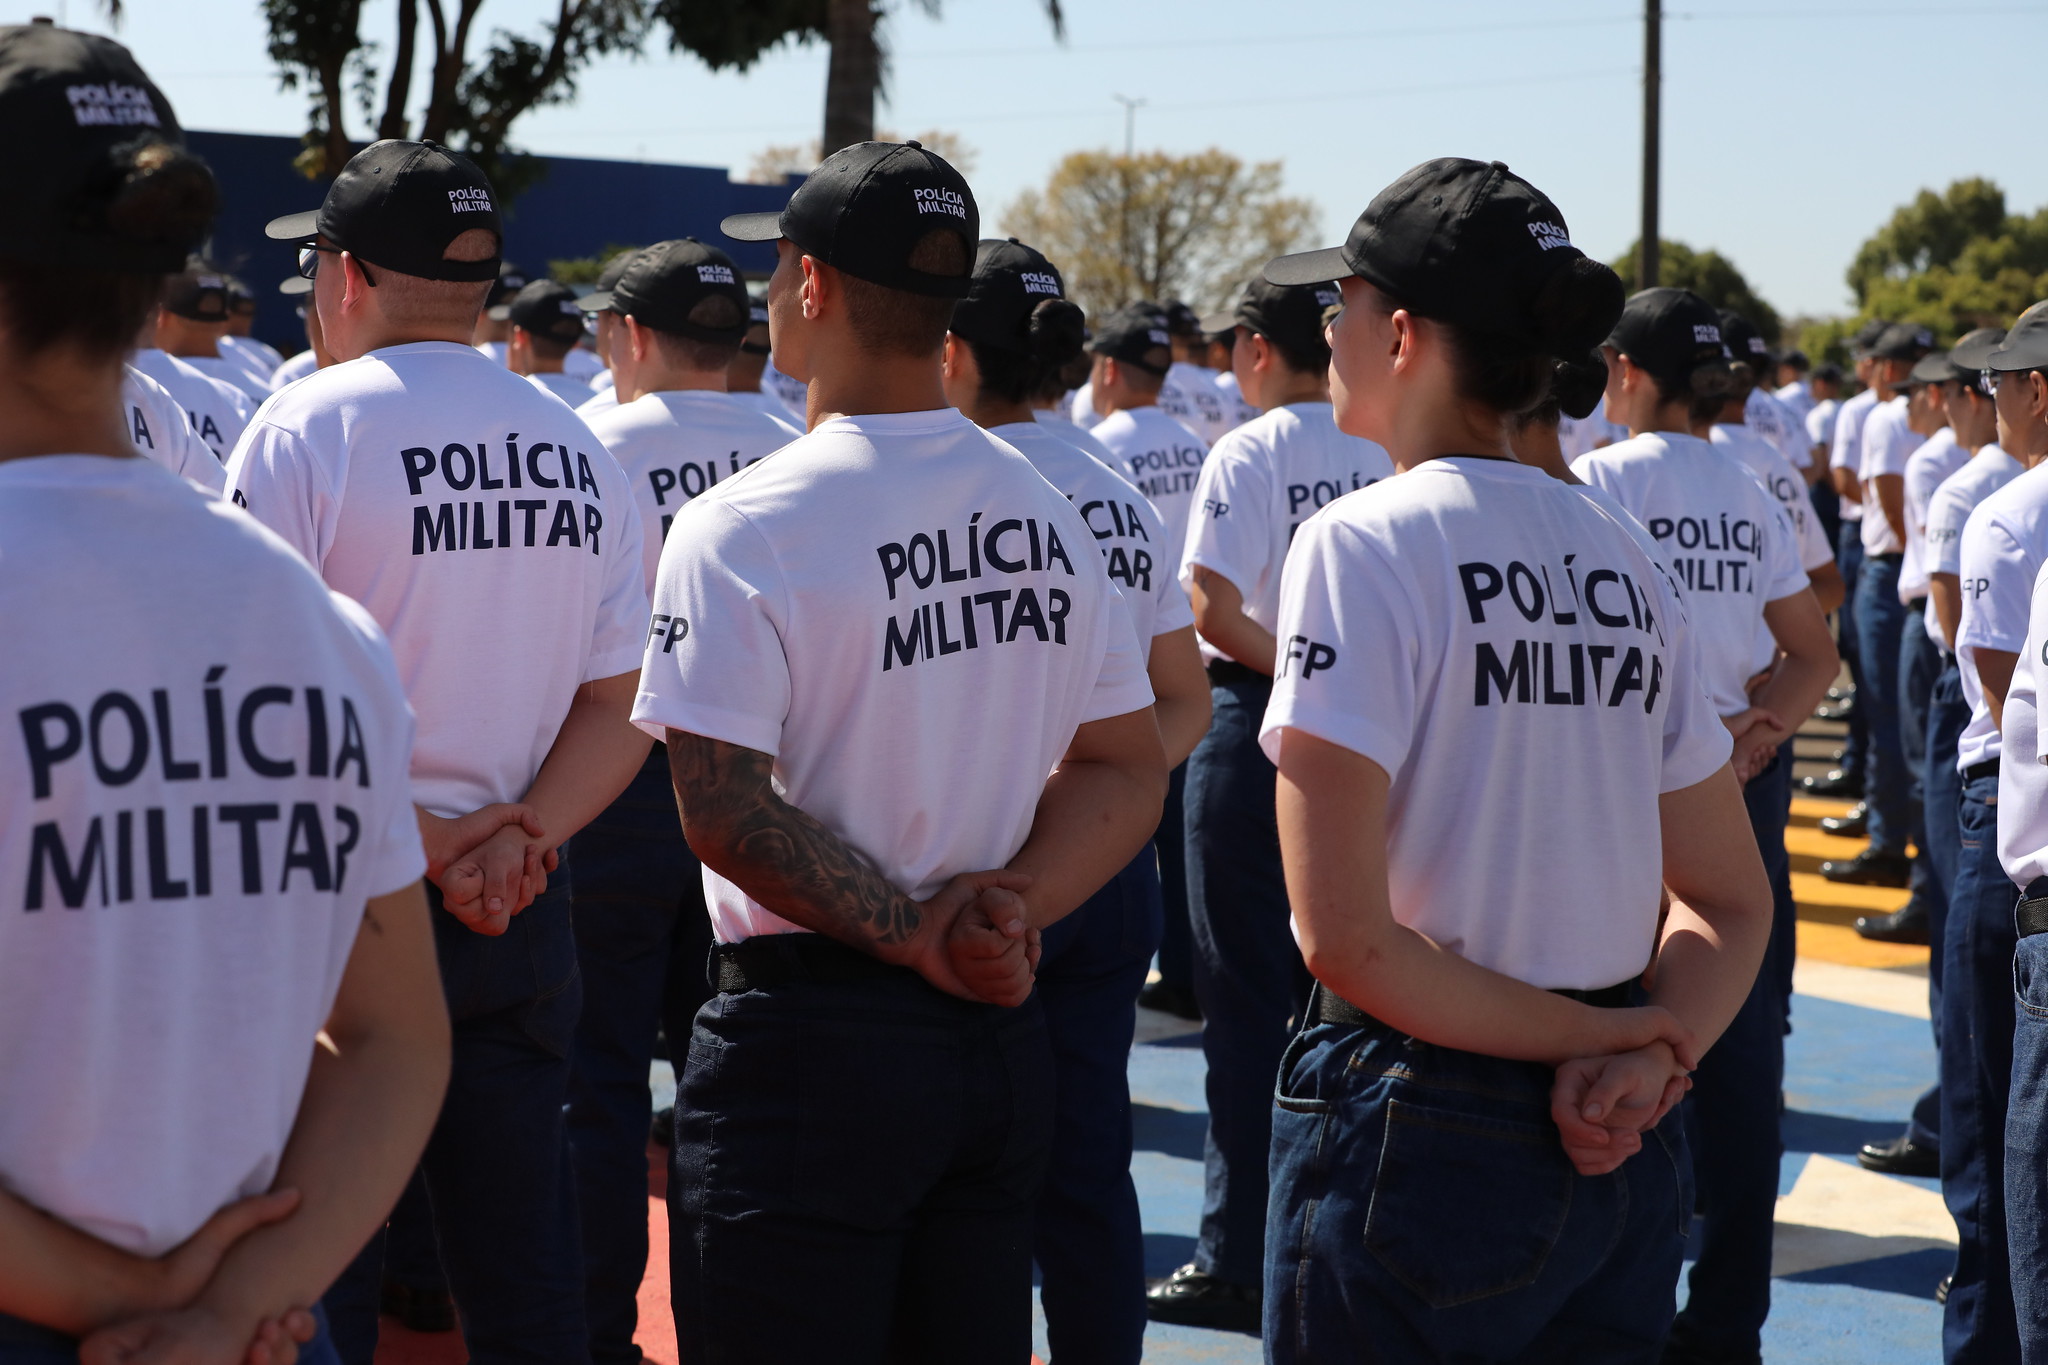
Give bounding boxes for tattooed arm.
[665,729,1037,1004]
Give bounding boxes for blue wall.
[184,131,793,353]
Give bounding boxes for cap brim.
[720,211,786,243]
[578,289,615,314]
[486,304,511,322]
[264,210,321,243]
[278,275,312,296]
[1988,339,2048,371]
[1951,339,2005,369]
[1262,246,1351,287]
[1197,310,1239,335]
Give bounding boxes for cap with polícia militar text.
[162,265,230,322]
[503,279,587,346]
[1086,304,1173,377]
[1606,287,1730,392]
[721,140,978,299]
[580,238,750,343]
[1201,276,1342,362]
[264,139,501,283]
[950,238,1070,355]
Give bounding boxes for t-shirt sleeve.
[1085,596,1157,723]
[331,593,429,899]
[1830,408,1861,473]
[1806,406,1830,449]
[1793,491,1833,573]
[583,467,652,683]
[1257,516,1417,776]
[631,499,791,756]
[1152,577,1195,637]
[1178,433,1270,594]
[1927,482,1970,577]
[1957,515,2034,657]
[1863,411,1915,481]
[1760,495,1811,603]
[224,419,337,569]
[1653,580,1736,792]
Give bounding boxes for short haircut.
[1106,352,1165,395]
[838,229,969,359]
[1256,328,1330,378]
[518,328,575,361]
[650,326,742,373]
[372,227,497,332]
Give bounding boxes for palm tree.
[822,0,1064,154]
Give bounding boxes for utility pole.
[1112,94,1145,158]
[1639,0,1661,290]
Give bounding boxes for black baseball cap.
[486,262,529,309]
[720,140,977,299]
[1160,300,1202,338]
[1201,277,1342,360]
[163,265,229,321]
[265,139,501,283]
[1951,326,2008,372]
[226,276,255,310]
[589,249,638,298]
[1903,351,1965,388]
[1850,318,1893,357]
[951,238,1069,354]
[1812,362,1843,383]
[1718,310,1774,374]
[1086,304,1172,376]
[0,23,212,272]
[1988,302,2048,372]
[1869,322,1934,363]
[504,280,587,345]
[582,238,749,342]
[1265,157,1622,353]
[1607,287,1730,389]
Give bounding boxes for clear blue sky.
[21,0,2048,319]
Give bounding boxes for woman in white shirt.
[1255,157,1771,1361]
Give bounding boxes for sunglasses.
[296,243,376,286]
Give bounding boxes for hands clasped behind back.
[417,803,559,934]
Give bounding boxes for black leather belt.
[712,934,910,992]
[2020,879,2048,940]
[1965,759,2002,783]
[1906,597,1928,613]
[1313,979,1637,1029]
[1206,658,1269,686]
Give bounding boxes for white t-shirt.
[1180,402,1394,664]
[124,365,224,494]
[1574,432,1809,716]
[1997,558,2048,887]
[1259,456,1730,990]
[181,351,274,405]
[528,371,596,407]
[130,348,252,464]
[1212,370,1259,431]
[0,454,422,1256]
[225,341,650,817]
[576,386,621,422]
[220,333,284,379]
[1924,446,2022,649]
[632,409,1154,943]
[475,340,508,366]
[1709,424,1831,574]
[1829,389,1880,522]
[760,355,809,420]
[1900,428,1970,603]
[1032,408,1121,468]
[1557,395,1628,462]
[990,420,1193,653]
[1858,397,1921,557]
[1091,405,1212,557]
[1775,379,1816,428]
[564,347,605,382]
[1806,398,1841,454]
[1747,386,1814,471]
[1162,362,1231,448]
[268,349,320,392]
[1068,381,1104,432]
[729,388,801,429]
[1954,463,2048,772]
[588,389,798,594]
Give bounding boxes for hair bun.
[1027,297,1086,368]
[1551,350,1607,420]
[1530,255,1625,358]
[99,139,217,257]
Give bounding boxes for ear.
[1250,333,1275,375]
[1101,356,1120,391]
[939,332,962,381]
[1385,308,1419,372]
[340,252,376,312]
[799,254,827,321]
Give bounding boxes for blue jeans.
[1185,668,1312,1289]
[668,952,1054,1364]
[0,1307,341,1365]
[1670,746,1791,1354]
[1837,520,1869,784]
[1904,642,1961,1152]
[1034,849,1164,1365]
[1940,774,2021,1364]
[326,875,589,1365]
[1854,553,1911,851]
[2006,900,2048,1362]
[565,745,714,1365]
[1264,1008,1692,1362]
[1154,762,1194,994]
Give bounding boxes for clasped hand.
[1549,1006,1697,1177]
[898,869,1041,1008]
[417,804,558,935]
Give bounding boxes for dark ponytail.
[1515,349,1609,431]
[1439,257,1626,418]
[972,297,1087,405]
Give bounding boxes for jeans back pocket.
[1363,1097,1572,1307]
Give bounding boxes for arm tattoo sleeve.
[665,730,923,951]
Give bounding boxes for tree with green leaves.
[1001,149,1319,317]
[1610,239,1782,342]
[1839,178,2048,345]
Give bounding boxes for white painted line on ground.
[1773,1153,1955,1277]
[1794,958,1932,1020]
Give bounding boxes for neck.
[0,358,133,464]
[1383,390,1512,472]
[1510,423,1580,484]
[961,393,1036,428]
[805,346,948,427]
[339,321,471,360]
[1260,370,1328,413]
